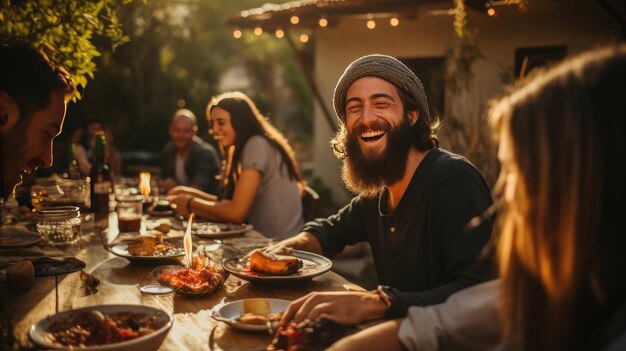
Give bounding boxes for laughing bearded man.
[265,54,495,326]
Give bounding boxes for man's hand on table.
[280,291,388,326]
[243,232,323,259]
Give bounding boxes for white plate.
[28,304,173,351]
[110,239,185,262]
[192,223,253,238]
[212,298,291,332]
[222,250,333,283]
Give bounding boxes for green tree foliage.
[0,0,137,98]
[66,0,312,156]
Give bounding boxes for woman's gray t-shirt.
[241,135,304,239]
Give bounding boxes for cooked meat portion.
[127,234,164,256]
[249,250,303,275]
[266,318,356,351]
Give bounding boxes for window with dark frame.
[400,57,446,119]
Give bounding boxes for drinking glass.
[116,194,143,232]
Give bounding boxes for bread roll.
[7,260,35,289]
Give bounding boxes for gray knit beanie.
[333,54,430,123]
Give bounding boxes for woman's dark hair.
[207,91,304,199]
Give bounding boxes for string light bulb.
[390,17,399,27]
[299,34,309,43]
[275,29,284,38]
[290,15,300,24]
[487,8,496,16]
[254,27,263,36]
[367,20,376,29]
[319,17,328,27]
[233,29,242,38]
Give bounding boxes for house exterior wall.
[311,0,621,204]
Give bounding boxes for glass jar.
[116,194,143,232]
[36,206,81,247]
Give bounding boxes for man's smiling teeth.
[361,130,385,140]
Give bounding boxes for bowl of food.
[212,298,290,332]
[146,200,174,217]
[28,304,173,351]
[152,253,226,296]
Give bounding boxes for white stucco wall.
[310,0,621,204]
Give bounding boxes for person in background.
[168,91,305,239]
[159,108,220,193]
[328,45,626,351]
[0,41,76,199]
[73,122,122,177]
[261,54,494,326]
[103,126,122,176]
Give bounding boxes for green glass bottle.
[89,132,113,214]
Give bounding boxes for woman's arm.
[173,168,261,222]
[168,185,217,202]
[327,320,406,351]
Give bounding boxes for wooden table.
[0,213,363,351]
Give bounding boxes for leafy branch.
[0,0,138,99]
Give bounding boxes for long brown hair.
[489,45,626,351]
[207,91,304,199]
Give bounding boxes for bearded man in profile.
[1,41,75,200]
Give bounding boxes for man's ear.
[0,91,20,132]
[407,110,419,127]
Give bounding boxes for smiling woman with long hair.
[168,91,305,239]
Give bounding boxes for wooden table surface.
[0,213,363,351]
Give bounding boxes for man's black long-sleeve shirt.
[303,148,495,318]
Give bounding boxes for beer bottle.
[90,132,113,213]
[67,143,81,180]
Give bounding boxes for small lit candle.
[184,213,194,268]
[139,172,153,210]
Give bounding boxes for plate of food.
[267,317,357,351]
[33,257,86,277]
[221,250,332,283]
[152,253,226,296]
[190,222,253,238]
[146,200,175,217]
[212,298,290,332]
[28,304,173,351]
[111,233,185,262]
[0,232,42,248]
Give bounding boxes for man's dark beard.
[341,117,414,198]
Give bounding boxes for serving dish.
[28,304,173,351]
[152,257,226,296]
[110,238,186,262]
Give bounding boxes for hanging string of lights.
[231,0,527,43]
